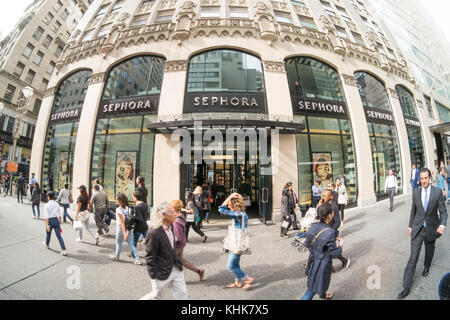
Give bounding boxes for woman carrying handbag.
[219,193,254,291]
[74,185,98,245]
[31,183,41,219]
[335,178,348,222]
[57,183,73,224]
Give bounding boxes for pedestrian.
[335,178,348,221]
[136,176,149,204]
[311,180,322,208]
[4,176,10,197]
[444,161,450,204]
[171,199,205,281]
[437,168,446,200]
[280,186,294,239]
[184,191,207,243]
[31,182,41,220]
[43,191,67,256]
[56,183,73,224]
[411,164,420,191]
[140,202,187,300]
[384,170,398,212]
[301,202,343,300]
[17,172,26,203]
[200,183,212,225]
[286,182,300,230]
[29,173,37,197]
[398,168,448,299]
[74,185,98,245]
[193,186,205,228]
[93,179,103,192]
[219,193,255,290]
[109,193,142,265]
[91,184,110,238]
[320,190,351,271]
[132,190,149,250]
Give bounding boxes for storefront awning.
[146,114,305,134]
[430,122,450,135]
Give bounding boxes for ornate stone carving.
[229,0,248,6]
[200,0,220,5]
[165,60,188,72]
[387,88,399,100]
[341,74,356,87]
[271,1,289,12]
[44,87,57,98]
[172,1,196,45]
[101,12,131,57]
[254,2,277,46]
[90,72,106,84]
[416,99,424,109]
[263,61,285,73]
[159,0,178,10]
[319,15,345,56]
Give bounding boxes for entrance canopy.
[146,113,305,134]
[430,122,450,135]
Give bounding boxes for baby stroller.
[291,207,319,253]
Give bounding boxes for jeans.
[312,196,321,208]
[46,217,66,251]
[115,227,139,259]
[338,204,345,221]
[133,230,148,248]
[205,211,210,220]
[301,289,316,300]
[227,253,246,281]
[32,204,40,218]
[447,178,450,200]
[62,204,73,222]
[388,188,396,210]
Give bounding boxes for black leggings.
[339,204,345,221]
[185,221,205,240]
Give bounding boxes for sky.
[0,0,449,43]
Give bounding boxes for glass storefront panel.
[42,122,78,191]
[407,127,425,168]
[91,116,154,206]
[354,72,391,111]
[368,122,402,196]
[53,70,91,111]
[396,85,418,118]
[296,117,357,206]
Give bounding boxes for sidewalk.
[0,193,449,300]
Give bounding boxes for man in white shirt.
[384,170,398,212]
[43,191,67,256]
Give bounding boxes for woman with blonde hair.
[171,199,205,281]
[219,193,255,290]
[185,191,207,242]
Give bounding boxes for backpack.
[194,195,202,209]
[122,207,136,231]
[201,194,209,210]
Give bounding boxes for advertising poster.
[313,152,333,191]
[373,152,386,193]
[59,151,70,190]
[115,151,137,200]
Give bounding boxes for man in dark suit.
[141,202,187,300]
[399,168,447,299]
[410,164,420,191]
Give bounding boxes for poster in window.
[115,151,137,200]
[373,152,386,193]
[312,152,333,191]
[59,151,70,190]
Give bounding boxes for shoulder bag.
[223,224,251,255]
[79,210,90,223]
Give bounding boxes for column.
[71,72,105,198]
[158,61,188,116]
[341,74,377,206]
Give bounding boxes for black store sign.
[365,107,394,125]
[292,96,348,118]
[98,96,159,118]
[0,130,33,148]
[404,117,421,128]
[49,106,83,125]
[184,92,266,114]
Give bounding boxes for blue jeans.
[227,253,246,281]
[446,178,450,200]
[115,227,139,259]
[46,217,66,250]
[62,204,73,222]
[32,204,40,218]
[301,289,315,300]
[205,211,210,220]
[133,230,148,248]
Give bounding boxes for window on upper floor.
[96,4,109,19]
[25,69,36,85]
[298,15,317,29]
[60,8,70,20]
[43,35,53,48]
[335,26,348,38]
[4,84,16,103]
[274,11,293,24]
[201,7,220,18]
[131,15,149,27]
[54,0,63,12]
[156,10,174,22]
[230,7,249,19]
[23,43,35,58]
[55,45,64,58]
[97,25,111,37]
[33,51,44,66]
[51,21,62,33]
[47,61,56,74]
[14,62,25,77]
[33,99,42,114]
[42,12,54,25]
[41,78,49,92]
[32,26,44,41]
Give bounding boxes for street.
[0,193,449,300]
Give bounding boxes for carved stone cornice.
[263,61,285,73]
[44,87,57,98]
[387,88,399,100]
[416,99,424,109]
[165,60,188,72]
[341,74,356,87]
[90,72,106,84]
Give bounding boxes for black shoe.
[397,287,410,299]
[422,266,430,277]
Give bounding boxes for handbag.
[223,224,251,255]
[73,220,83,231]
[281,220,290,229]
[79,210,90,223]
[186,213,195,223]
[243,196,251,207]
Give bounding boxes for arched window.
[103,55,165,100]
[355,72,391,111]
[42,69,92,192]
[186,49,264,93]
[286,57,343,101]
[396,85,418,118]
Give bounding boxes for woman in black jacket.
[301,202,343,300]
[132,190,149,250]
[31,183,41,219]
[280,187,294,238]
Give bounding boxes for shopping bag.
[73,220,83,231]
[223,225,251,255]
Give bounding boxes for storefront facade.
[30,0,434,219]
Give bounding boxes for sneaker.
[134,259,142,265]
[32,216,36,219]
[75,238,82,243]
[60,250,67,256]
[342,258,351,271]
[198,269,205,281]
[42,241,49,249]
[109,254,119,261]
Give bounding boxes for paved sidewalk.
[0,193,449,300]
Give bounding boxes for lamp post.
[8,86,33,196]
